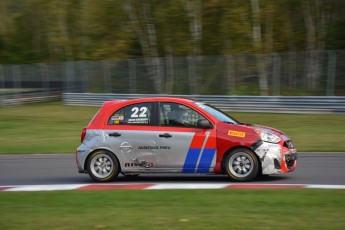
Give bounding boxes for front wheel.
[87,150,120,182]
[224,148,259,182]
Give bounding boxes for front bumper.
[252,141,297,175]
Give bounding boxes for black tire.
[224,148,259,182]
[87,150,120,182]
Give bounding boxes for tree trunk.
[124,0,163,93]
[302,0,332,90]
[250,0,268,96]
[182,0,202,94]
[164,44,174,94]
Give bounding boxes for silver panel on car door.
[104,130,157,172]
[154,131,195,169]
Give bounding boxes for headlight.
[255,129,281,143]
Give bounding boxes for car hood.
[238,123,290,141]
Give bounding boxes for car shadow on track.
[80,174,291,183]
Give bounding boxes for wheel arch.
[84,148,122,173]
[220,146,261,174]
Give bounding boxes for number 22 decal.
[131,107,148,118]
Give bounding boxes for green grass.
[232,112,345,152]
[0,102,344,153]
[0,189,344,230]
[0,102,100,154]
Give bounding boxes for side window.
[108,108,125,125]
[108,103,152,125]
[159,102,206,128]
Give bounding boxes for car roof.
[103,97,198,107]
[88,96,214,128]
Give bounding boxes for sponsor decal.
[119,142,132,153]
[130,107,148,118]
[111,114,124,125]
[111,115,124,120]
[138,145,171,150]
[127,118,149,124]
[228,130,246,138]
[125,161,154,168]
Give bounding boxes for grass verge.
[0,189,344,230]
[0,102,344,153]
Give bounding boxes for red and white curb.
[1,183,345,191]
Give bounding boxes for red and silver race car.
[76,97,297,182]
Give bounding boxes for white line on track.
[146,183,231,190]
[1,183,345,191]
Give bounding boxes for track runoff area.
[1,183,345,192]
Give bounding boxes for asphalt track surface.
[0,152,344,186]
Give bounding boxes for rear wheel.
[225,148,259,182]
[87,150,120,182]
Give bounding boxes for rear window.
[108,102,153,125]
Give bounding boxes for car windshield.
[194,102,239,124]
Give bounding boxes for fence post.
[225,55,235,95]
[128,59,137,94]
[64,62,71,93]
[102,60,112,93]
[39,63,49,93]
[12,65,22,105]
[187,56,198,94]
[327,51,336,96]
[0,65,4,89]
[272,53,281,96]
[165,55,174,94]
[79,61,89,93]
[0,65,3,106]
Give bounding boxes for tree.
[302,0,333,90]
[124,0,163,93]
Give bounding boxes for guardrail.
[1,90,61,106]
[62,93,345,114]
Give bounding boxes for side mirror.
[197,119,212,129]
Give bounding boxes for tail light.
[81,128,87,143]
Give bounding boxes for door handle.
[109,132,121,137]
[159,133,172,138]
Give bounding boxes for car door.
[154,102,217,173]
[104,102,157,172]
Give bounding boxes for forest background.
[0,0,344,96]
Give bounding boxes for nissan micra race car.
[76,97,297,182]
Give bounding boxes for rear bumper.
[78,169,87,173]
[76,144,91,174]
